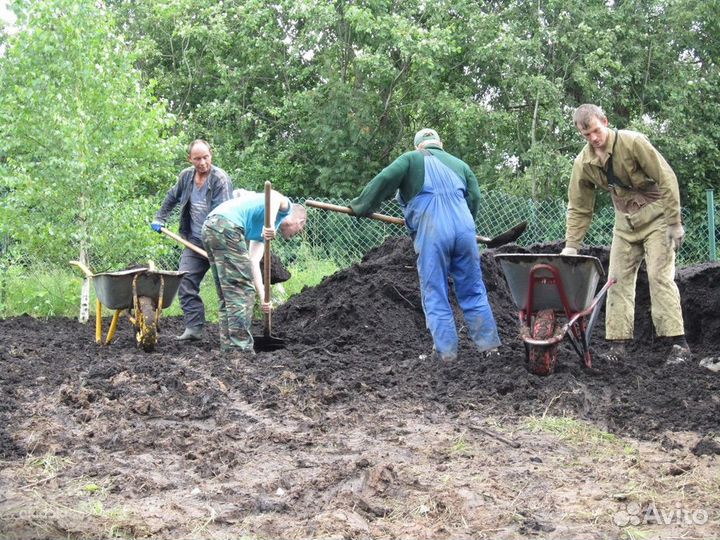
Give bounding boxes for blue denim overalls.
[399,151,501,359]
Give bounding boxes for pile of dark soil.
[278,237,720,358]
[274,236,720,435]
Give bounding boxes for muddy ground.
[1,238,719,539]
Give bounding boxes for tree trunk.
[78,246,90,323]
[530,89,540,200]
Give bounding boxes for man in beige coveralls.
[560,104,691,364]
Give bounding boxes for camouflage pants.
[201,215,256,352]
[606,201,684,340]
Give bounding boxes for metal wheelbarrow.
[494,253,616,375]
[70,261,187,352]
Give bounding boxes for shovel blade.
[481,221,528,248]
[253,334,286,352]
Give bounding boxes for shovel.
[159,225,291,284]
[305,200,527,248]
[253,181,286,352]
[159,227,209,258]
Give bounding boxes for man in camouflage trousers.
[561,104,690,364]
[201,190,307,355]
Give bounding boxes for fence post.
[78,246,90,323]
[708,189,717,262]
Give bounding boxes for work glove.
[150,220,164,233]
[560,247,578,256]
[666,223,685,251]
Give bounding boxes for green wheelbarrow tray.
[494,253,616,374]
[91,268,187,310]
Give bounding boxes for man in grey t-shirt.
[151,140,234,341]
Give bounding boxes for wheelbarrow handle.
[160,227,209,259]
[69,260,94,278]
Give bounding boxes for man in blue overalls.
[350,129,501,362]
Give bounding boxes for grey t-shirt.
[189,181,209,241]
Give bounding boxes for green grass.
[0,244,340,319]
[621,527,654,540]
[0,265,80,318]
[26,453,73,478]
[162,278,219,322]
[283,248,340,298]
[449,433,473,455]
[526,415,621,446]
[526,415,639,457]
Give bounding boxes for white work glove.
[666,223,685,251]
[560,247,578,256]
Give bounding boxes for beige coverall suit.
[565,129,684,340]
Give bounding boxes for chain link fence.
[1,190,718,316]
[278,192,718,269]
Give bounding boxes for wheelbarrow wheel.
[528,309,559,376]
[135,296,158,352]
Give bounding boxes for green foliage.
[645,0,720,211]
[3,0,718,208]
[0,265,80,317]
[103,0,720,209]
[87,196,181,272]
[1,0,719,305]
[0,0,182,267]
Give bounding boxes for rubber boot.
[432,346,457,364]
[603,339,630,362]
[176,327,203,342]
[666,336,691,365]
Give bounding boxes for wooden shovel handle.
[69,260,94,278]
[263,181,272,336]
[160,227,208,259]
[305,199,494,242]
[305,200,405,225]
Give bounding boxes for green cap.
[413,128,440,147]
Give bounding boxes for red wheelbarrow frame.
[518,263,616,369]
[495,253,617,373]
